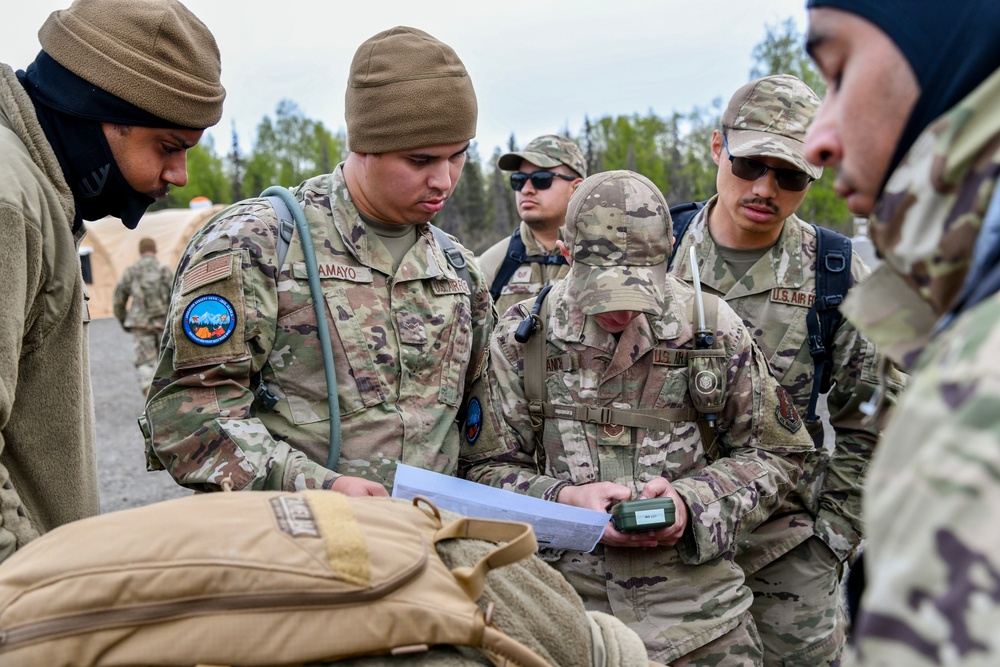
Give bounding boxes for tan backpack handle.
[434,517,539,600]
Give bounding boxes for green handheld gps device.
[610,498,676,532]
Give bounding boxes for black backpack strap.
[668,200,708,267]
[489,228,568,303]
[490,228,526,303]
[804,225,853,423]
[430,225,474,299]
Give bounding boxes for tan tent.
[81,204,225,320]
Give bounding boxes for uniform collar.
[329,164,454,283]
[676,195,808,298]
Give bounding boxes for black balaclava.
[806,0,1000,184]
[17,52,188,230]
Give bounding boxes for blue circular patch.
[465,397,483,444]
[182,295,237,346]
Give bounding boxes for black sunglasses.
[509,171,576,192]
[723,134,814,192]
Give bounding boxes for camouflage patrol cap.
[497,135,587,178]
[564,170,669,316]
[722,74,823,180]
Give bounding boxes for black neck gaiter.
[807,0,1000,182]
[26,98,153,230]
[17,52,165,230]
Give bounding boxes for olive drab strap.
[523,286,552,472]
[686,294,726,461]
[519,288,719,451]
[536,403,698,431]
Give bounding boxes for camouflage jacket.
[461,275,813,659]
[841,67,1000,666]
[143,165,495,494]
[477,221,570,317]
[671,202,900,568]
[112,255,174,332]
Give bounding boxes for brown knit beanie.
[37,0,225,129]
[346,26,477,153]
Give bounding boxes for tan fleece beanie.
[346,26,477,153]
[38,0,225,129]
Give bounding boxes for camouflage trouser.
[672,612,763,667]
[554,546,761,665]
[132,331,161,397]
[745,536,846,666]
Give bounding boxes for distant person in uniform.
[462,169,815,666]
[478,135,585,316]
[668,74,902,666]
[803,0,1000,664]
[113,237,174,396]
[143,26,495,498]
[0,0,224,563]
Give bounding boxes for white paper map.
[391,464,609,552]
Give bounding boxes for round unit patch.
[182,295,237,346]
[465,397,483,444]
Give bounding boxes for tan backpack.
[0,492,556,667]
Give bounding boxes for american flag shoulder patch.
[182,256,232,295]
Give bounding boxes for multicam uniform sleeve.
[849,309,1000,666]
[670,309,814,565]
[460,304,569,501]
[815,308,903,561]
[143,202,335,493]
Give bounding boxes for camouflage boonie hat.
[722,74,823,180]
[564,170,669,316]
[497,134,587,178]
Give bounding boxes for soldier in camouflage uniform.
[462,170,815,666]
[669,75,903,666]
[478,135,585,316]
[112,237,174,396]
[802,1,1000,665]
[142,26,494,497]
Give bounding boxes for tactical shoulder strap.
[668,200,708,267]
[521,288,713,447]
[804,225,853,423]
[431,224,474,300]
[687,293,725,461]
[523,286,552,453]
[490,228,568,303]
[266,195,297,271]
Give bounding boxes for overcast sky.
[4,1,810,160]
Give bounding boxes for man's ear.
[710,129,724,166]
[556,240,572,266]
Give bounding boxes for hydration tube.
[260,186,342,469]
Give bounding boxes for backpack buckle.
[582,406,612,425]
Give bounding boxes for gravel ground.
[91,317,189,513]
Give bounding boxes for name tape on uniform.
[293,263,373,283]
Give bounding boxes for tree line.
[158,20,853,255]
